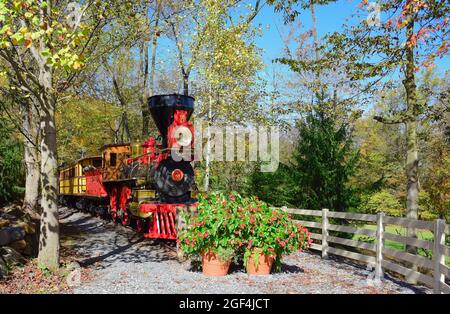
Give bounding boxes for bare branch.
[373,112,409,124]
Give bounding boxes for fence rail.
[281,207,450,294]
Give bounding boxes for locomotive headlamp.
[172,126,192,147]
[171,169,184,182]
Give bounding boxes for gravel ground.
[59,207,431,294]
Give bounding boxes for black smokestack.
[148,94,194,148]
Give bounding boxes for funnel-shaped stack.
[148,94,194,148]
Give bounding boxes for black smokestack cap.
[148,94,194,147]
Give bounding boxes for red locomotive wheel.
[111,211,117,223]
[136,219,146,233]
[122,211,130,226]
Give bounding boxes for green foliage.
[193,0,266,123]
[0,121,23,205]
[350,71,449,220]
[178,191,246,262]
[237,195,311,271]
[0,0,89,71]
[418,191,439,221]
[351,113,405,193]
[56,96,142,164]
[247,100,359,213]
[292,108,359,211]
[195,161,254,194]
[247,163,298,207]
[358,189,403,217]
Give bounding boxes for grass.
[352,224,450,266]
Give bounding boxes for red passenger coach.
[58,94,198,241]
[85,169,108,197]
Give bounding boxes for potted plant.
[239,196,312,275]
[177,192,243,276]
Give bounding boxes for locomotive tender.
[58,94,197,240]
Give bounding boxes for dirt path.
[59,207,430,294]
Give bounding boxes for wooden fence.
[281,207,450,294]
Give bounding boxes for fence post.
[322,208,329,259]
[375,212,384,281]
[433,219,445,294]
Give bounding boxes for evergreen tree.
[293,103,359,212]
[248,162,298,207]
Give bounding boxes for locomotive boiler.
[58,94,197,240]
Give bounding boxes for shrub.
[177,191,244,262]
[236,196,311,271]
[0,122,23,205]
[418,191,439,220]
[178,191,312,271]
[360,189,403,216]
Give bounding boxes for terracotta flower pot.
[202,251,231,276]
[246,249,274,275]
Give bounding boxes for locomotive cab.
[101,143,132,182]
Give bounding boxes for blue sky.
[252,1,357,66]
[250,1,449,77]
[151,1,449,96]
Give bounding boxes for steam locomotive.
[58,94,197,240]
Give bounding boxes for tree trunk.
[143,0,162,138]
[310,0,320,87]
[310,0,320,64]
[405,120,418,223]
[21,101,40,218]
[403,7,419,283]
[110,69,131,143]
[141,40,150,138]
[37,95,60,271]
[183,73,189,96]
[149,0,161,97]
[35,53,60,270]
[203,88,212,192]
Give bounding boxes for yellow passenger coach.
[59,156,102,195]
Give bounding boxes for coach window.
[93,159,102,168]
[110,153,117,167]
